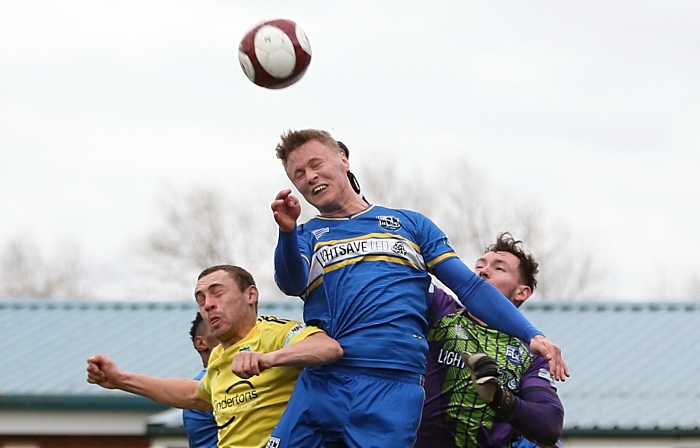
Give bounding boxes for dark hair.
[485,232,539,291]
[189,312,205,343]
[275,129,342,164]
[338,141,350,158]
[197,265,256,292]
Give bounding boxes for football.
[238,19,312,89]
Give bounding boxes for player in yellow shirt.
[199,315,322,445]
[87,264,343,448]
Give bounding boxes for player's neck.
[319,195,368,218]
[219,320,256,350]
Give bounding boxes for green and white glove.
[461,351,516,415]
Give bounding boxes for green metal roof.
[2,298,699,436]
[0,298,303,411]
[519,301,700,435]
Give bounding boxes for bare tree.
[130,155,602,301]
[0,236,86,298]
[143,187,235,270]
[133,185,279,299]
[358,163,436,216]
[357,159,604,300]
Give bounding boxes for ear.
[246,284,259,304]
[512,285,532,308]
[193,335,207,353]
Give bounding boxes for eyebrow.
[290,156,320,169]
[492,259,515,270]
[475,258,511,268]
[194,282,224,299]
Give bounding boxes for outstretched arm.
[433,257,540,340]
[232,333,343,379]
[86,354,211,411]
[434,258,569,380]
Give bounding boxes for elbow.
[307,334,344,365]
[274,274,305,297]
[328,340,344,362]
[188,391,211,412]
[537,411,565,446]
[538,430,562,447]
[512,398,564,446]
[192,400,213,412]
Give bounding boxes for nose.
[478,267,490,280]
[204,296,216,312]
[306,168,318,183]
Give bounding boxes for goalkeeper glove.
[461,351,516,415]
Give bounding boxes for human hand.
[271,189,301,233]
[86,354,121,389]
[529,335,570,381]
[232,351,273,379]
[461,351,516,415]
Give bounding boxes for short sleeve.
[280,321,325,348]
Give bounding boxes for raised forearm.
[274,229,308,295]
[266,333,343,368]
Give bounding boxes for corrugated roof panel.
[520,301,700,431]
[0,298,303,400]
[1,300,199,397]
[2,299,698,432]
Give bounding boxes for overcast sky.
[1,1,699,301]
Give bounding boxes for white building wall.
[561,437,700,448]
[0,410,153,435]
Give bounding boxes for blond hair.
[275,129,342,164]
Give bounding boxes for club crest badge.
[377,215,401,230]
[505,345,524,366]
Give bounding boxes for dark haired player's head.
[189,312,220,368]
[189,311,205,342]
[485,232,539,292]
[476,232,539,308]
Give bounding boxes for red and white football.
[238,19,312,89]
